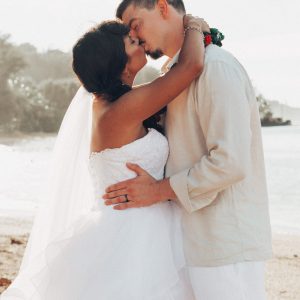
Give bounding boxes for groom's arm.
[168,59,253,213]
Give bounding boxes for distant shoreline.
[0,124,299,140]
[0,132,57,145]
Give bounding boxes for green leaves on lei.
[206,28,225,47]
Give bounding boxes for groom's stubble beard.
[145,49,164,60]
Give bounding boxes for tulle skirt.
[1,201,194,300]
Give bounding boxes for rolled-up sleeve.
[169,60,253,213]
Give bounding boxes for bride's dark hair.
[72,20,164,133]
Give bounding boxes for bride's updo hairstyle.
[73,21,131,101]
[72,20,164,133]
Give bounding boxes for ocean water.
[262,125,300,234]
[0,126,299,234]
[0,135,56,220]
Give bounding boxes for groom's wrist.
[156,178,177,202]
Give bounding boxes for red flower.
[204,34,212,46]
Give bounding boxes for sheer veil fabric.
[20,86,94,271]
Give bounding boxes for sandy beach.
[0,217,299,299]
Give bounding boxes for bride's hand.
[183,14,211,33]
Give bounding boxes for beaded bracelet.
[184,26,212,47]
[184,26,204,36]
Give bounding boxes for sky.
[1,0,300,107]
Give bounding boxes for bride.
[1,15,208,299]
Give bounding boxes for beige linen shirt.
[163,44,272,267]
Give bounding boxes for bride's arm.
[103,16,208,126]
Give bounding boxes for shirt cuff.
[169,169,219,213]
[169,169,194,213]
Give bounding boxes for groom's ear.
[156,0,169,19]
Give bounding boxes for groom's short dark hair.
[116,0,186,19]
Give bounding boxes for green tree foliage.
[10,76,48,132]
[0,34,162,134]
[0,34,79,133]
[0,34,26,130]
[8,77,80,133]
[38,79,80,131]
[0,35,26,85]
[17,43,74,82]
[1,32,276,133]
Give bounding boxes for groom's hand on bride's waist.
[102,163,177,210]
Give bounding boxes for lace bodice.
[88,128,169,210]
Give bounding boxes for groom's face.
[121,4,166,59]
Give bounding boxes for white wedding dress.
[1,128,193,300]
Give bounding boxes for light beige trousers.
[188,261,266,300]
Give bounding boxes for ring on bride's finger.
[124,194,130,202]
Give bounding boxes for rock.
[0,278,11,287]
[10,238,23,245]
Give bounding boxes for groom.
[103,0,272,299]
